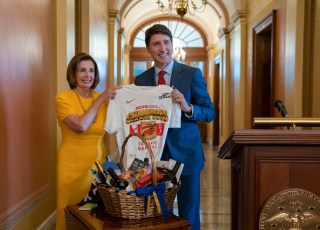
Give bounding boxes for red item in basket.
[134,171,163,188]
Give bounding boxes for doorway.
[213,56,220,146]
[251,11,276,127]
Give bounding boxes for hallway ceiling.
[133,20,204,48]
[115,0,238,46]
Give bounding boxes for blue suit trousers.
[177,171,201,230]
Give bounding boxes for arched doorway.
[129,18,210,142]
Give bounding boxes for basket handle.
[120,133,157,186]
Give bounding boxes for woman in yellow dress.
[55,53,119,229]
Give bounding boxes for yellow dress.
[55,90,108,230]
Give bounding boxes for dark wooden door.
[252,11,275,127]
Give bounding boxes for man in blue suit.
[135,24,214,230]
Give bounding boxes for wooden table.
[65,204,190,230]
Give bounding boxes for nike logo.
[126,99,135,104]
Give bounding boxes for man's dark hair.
[145,24,173,46]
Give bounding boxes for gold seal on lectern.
[259,188,320,230]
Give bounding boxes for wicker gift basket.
[97,132,180,219]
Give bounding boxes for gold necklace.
[73,89,97,123]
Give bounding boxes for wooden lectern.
[218,129,320,229]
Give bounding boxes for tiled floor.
[173,143,231,229]
[200,143,231,229]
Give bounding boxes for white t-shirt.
[104,84,181,169]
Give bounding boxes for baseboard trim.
[37,211,56,230]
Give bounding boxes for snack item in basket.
[134,168,147,180]
[127,157,146,176]
[144,158,152,174]
[134,171,163,188]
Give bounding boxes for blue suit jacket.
[135,61,214,175]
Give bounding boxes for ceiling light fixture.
[172,46,186,62]
[156,0,207,18]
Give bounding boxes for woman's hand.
[97,85,122,102]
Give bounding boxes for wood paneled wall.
[0,1,56,229]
